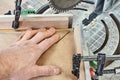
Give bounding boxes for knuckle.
[23,40,30,45]
[43,32,49,37]
[37,31,42,35]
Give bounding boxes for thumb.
[29,65,61,78]
[9,65,60,80]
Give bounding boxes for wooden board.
[0,29,85,80]
[0,14,73,29]
[0,5,85,79]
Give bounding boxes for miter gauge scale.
[86,13,120,56]
[84,11,120,69]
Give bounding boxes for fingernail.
[50,27,55,31]
[53,68,60,74]
[41,28,46,31]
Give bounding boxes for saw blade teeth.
[48,0,82,12]
[49,5,69,12]
[48,1,65,12]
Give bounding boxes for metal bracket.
[94,53,106,80]
[72,53,120,79]
[96,53,106,76]
[72,54,81,79]
[12,0,22,29]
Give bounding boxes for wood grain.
[0,15,73,29]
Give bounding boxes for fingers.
[20,28,38,41]
[15,32,25,41]
[38,34,60,54]
[18,28,56,44]
[30,28,56,44]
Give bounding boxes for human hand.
[0,28,60,80]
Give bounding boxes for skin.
[0,28,60,80]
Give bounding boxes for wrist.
[0,53,13,79]
[0,59,9,79]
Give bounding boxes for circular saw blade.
[48,0,82,12]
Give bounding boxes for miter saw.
[12,0,120,80]
[46,0,120,80]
